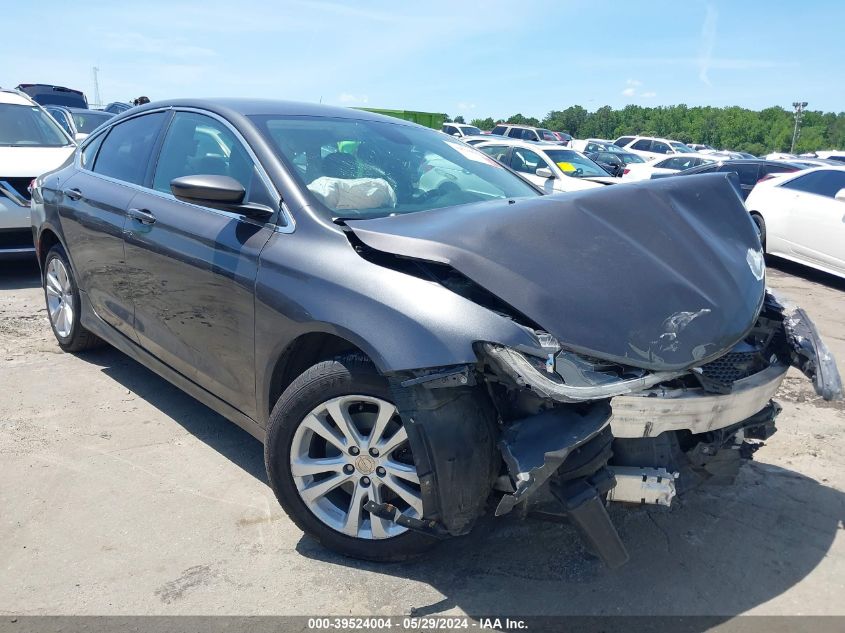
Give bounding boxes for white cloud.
[457,101,476,111]
[698,3,718,86]
[622,87,636,97]
[338,93,368,104]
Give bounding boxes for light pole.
[790,101,807,154]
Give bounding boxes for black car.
[650,159,801,199]
[15,83,88,109]
[31,99,841,564]
[586,150,644,177]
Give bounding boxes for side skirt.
[79,291,266,443]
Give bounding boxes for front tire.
[265,354,438,561]
[43,245,104,353]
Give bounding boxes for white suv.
[614,136,696,161]
[441,122,482,138]
[0,89,75,258]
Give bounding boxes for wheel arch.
[262,329,380,423]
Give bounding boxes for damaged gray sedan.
[32,100,842,565]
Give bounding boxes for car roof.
[124,98,421,126]
[497,123,549,130]
[477,138,574,152]
[444,122,478,127]
[0,89,36,106]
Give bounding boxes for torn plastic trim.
[782,305,843,401]
[482,343,683,402]
[495,402,612,516]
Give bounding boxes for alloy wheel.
[289,395,422,539]
[45,257,74,338]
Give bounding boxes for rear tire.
[750,213,766,251]
[265,353,438,562]
[43,245,104,353]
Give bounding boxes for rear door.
[780,170,845,273]
[122,110,278,416]
[58,112,168,339]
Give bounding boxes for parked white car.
[0,89,76,258]
[475,139,615,193]
[621,153,717,182]
[442,122,483,138]
[569,138,625,153]
[745,166,845,279]
[615,136,696,160]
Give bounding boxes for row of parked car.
[439,122,845,280]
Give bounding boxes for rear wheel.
[265,354,438,561]
[43,245,104,352]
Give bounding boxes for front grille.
[0,229,34,250]
[0,177,33,205]
[701,350,762,384]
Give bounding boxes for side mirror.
[170,175,273,220]
[535,167,554,179]
[836,188,845,203]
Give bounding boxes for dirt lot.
[1,257,844,618]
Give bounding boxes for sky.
[2,0,842,119]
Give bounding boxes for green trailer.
[355,108,446,130]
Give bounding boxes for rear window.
[72,111,112,134]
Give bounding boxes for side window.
[761,164,793,177]
[615,136,634,147]
[784,171,845,198]
[491,125,507,135]
[46,107,72,136]
[81,132,106,169]
[506,128,523,138]
[656,157,678,169]
[521,129,539,141]
[92,112,167,185]
[719,163,759,186]
[443,125,455,135]
[631,139,652,151]
[510,148,545,175]
[781,172,828,196]
[152,112,271,206]
[652,142,670,154]
[478,145,509,163]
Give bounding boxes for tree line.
[452,105,845,155]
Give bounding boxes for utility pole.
[92,66,101,108]
[790,101,807,154]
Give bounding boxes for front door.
[123,111,278,416]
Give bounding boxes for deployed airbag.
[307,176,396,211]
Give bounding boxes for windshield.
[605,144,626,153]
[71,110,112,134]
[460,126,482,136]
[0,104,72,147]
[670,142,694,153]
[251,115,539,219]
[544,150,609,177]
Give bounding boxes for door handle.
[128,208,156,225]
[63,188,82,201]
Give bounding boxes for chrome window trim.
[74,106,295,234]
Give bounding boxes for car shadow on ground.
[75,346,267,483]
[0,259,41,290]
[297,462,844,622]
[766,256,845,292]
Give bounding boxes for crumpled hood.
[346,174,766,371]
[0,146,74,177]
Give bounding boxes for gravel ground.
[1,257,844,618]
